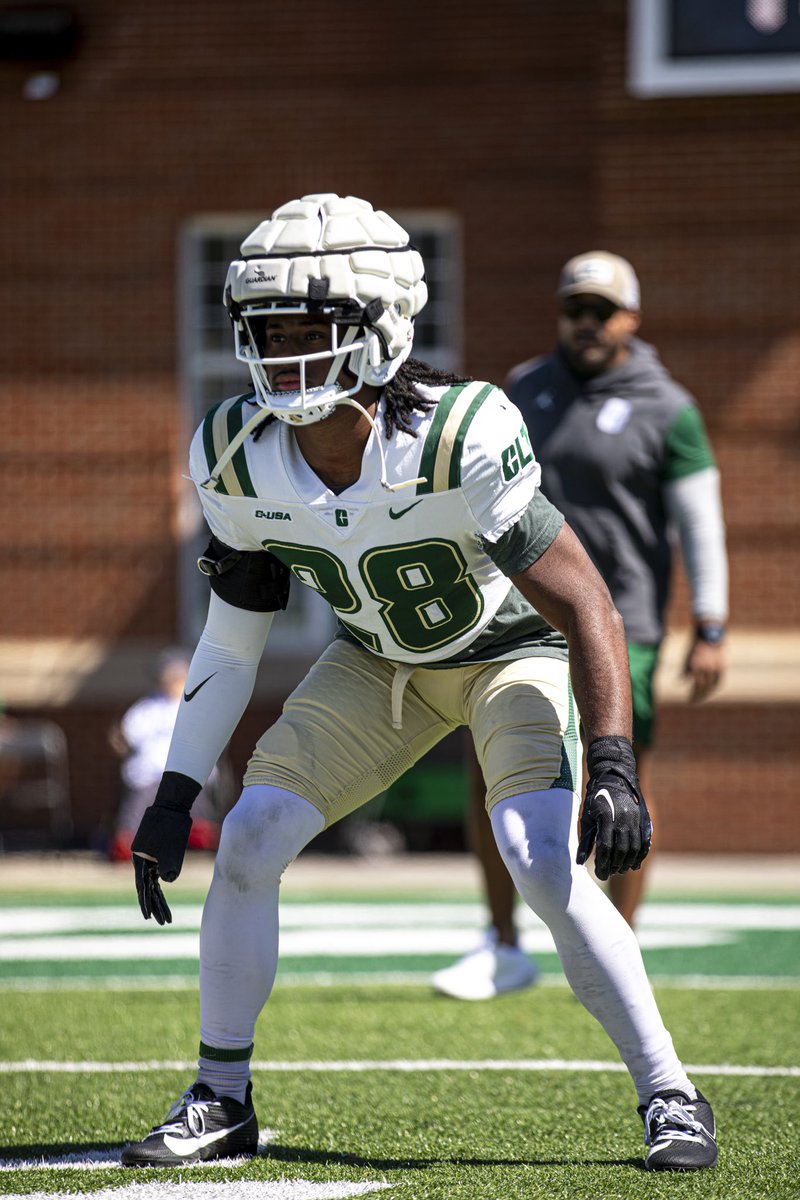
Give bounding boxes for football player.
[122,195,717,1173]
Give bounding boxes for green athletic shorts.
[627,642,661,749]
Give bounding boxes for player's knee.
[216,785,320,885]
[491,789,577,916]
[507,836,573,915]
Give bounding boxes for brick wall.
[1,0,798,849]
[653,705,800,853]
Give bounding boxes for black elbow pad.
[197,535,290,612]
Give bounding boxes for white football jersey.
[190,380,544,666]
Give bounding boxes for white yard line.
[1,1057,798,1077]
[0,1132,277,1172]
[0,926,744,960]
[1,901,799,964]
[2,901,799,935]
[0,1182,391,1200]
[0,971,798,991]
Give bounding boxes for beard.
[559,338,618,378]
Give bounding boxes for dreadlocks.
[381,359,472,440]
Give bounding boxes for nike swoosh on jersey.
[595,787,615,821]
[162,1115,254,1157]
[389,500,423,520]
[183,673,216,703]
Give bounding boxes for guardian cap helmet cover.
[224,194,428,425]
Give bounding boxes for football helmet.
[224,193,428,425]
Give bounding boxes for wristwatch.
[696,622,726,645]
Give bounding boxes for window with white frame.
[178,209,463,671]
[629,0,800,96]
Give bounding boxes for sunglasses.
[561,297,620,322]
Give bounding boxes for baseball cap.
[557,251,640,310]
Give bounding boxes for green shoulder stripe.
[226,395,257,497]
[416,384,464,495]
[201,402,226,495]
[416,381,495,495]
[201,394,258,497]
[447,383,494,489]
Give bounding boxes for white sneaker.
[431,932,538,1000]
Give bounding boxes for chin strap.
[334,393,427,493]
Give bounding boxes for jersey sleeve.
[663,404,717,482]
[482,490,564,577]
[458,386,543,541]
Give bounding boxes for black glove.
[576,735,652,881]
[131,771,201,924]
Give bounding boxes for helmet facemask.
[232,300,400,427]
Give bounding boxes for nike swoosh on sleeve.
[594,787,615,821]
[183,673,217,702]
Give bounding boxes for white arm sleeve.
[664,467,729,621]
[164,591,274,785]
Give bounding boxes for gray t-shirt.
[506,337,716,643]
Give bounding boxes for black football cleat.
[639,1088,717,1171]
[122,1081,258,1167]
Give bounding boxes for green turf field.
[1,881,799,1199]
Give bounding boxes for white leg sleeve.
[199,785,325,1052]
[491,789,693,1104]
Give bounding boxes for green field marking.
[0,959,201,980]
[640,929,800,978]
[1,897,800,998]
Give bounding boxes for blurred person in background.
[107,648,226,862]
[433,250,728,1001]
